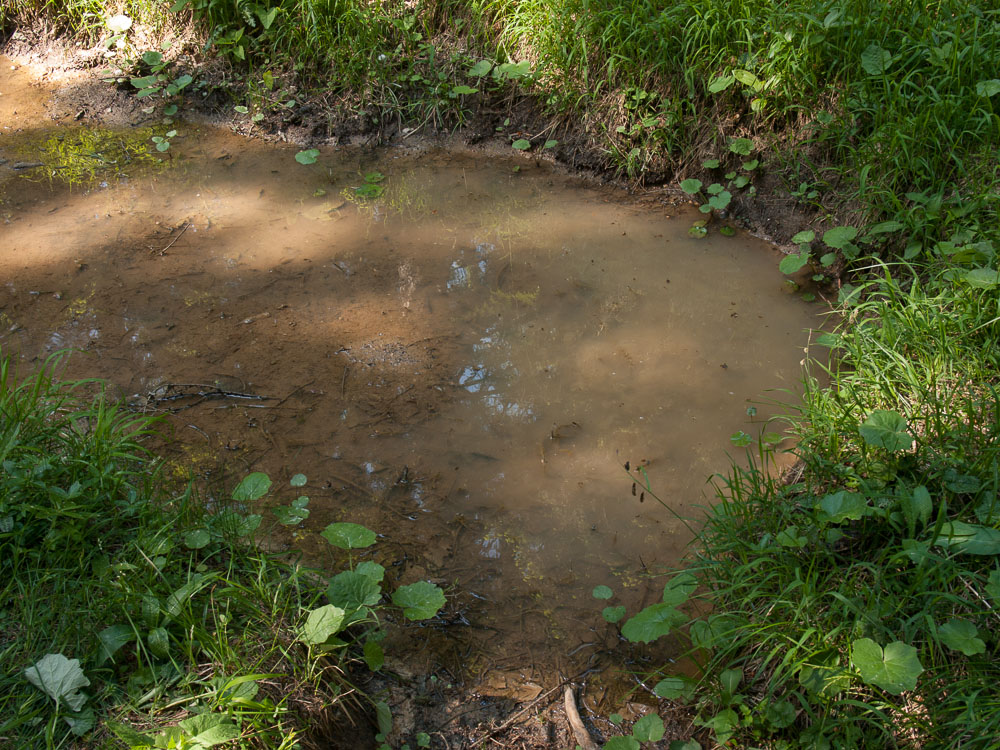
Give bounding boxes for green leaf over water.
[602,605,626,623]
[621,603,686,643]
[232,472,271,501]
[852,638,923,694]
[779,251,810,274]
[392,581,446,620]
[653,676,694,701]
[301,604,346,645]
[326,570,381,613]
[662,572,697,605]
[859,410,913,452]
[295,149,319,165]
[321,522,376,549]
[593,585,613,599]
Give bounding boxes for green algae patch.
[17,126,167,188]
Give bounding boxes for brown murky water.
[1,58,819,699]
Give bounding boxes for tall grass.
[645,267,1000,746]
[0,354,333,747]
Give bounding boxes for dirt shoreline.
[1,24,822,258]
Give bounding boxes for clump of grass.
[0,351,445,748]
[0,353,322,746]
[615,263,1000,746]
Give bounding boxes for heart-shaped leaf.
[392,581,446,620]
[593,585,613,599]
[621,603,686,643]
[852,638,923,694]
[633,713,665,742]
[859,410,913,452]
[938,619,985,655]
[301,604,346,645]
[321,522,376,549]
[823,226,858,249]
[232,472,271,502]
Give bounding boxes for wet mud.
[0,55,821,738]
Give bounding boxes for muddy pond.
[1,58,820,708]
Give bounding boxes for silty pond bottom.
[0,57,821,700]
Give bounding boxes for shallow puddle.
[1,58,820,698]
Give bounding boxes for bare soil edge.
[1,24,826,258]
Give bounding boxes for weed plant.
[606,263,1000,747]
[0,354,444,747]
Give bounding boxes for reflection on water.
[1,75,820,686]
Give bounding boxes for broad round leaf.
[662,572,697,606]
[633,713,665,742]
[861,44,893,76]
[392,581,446,620]
[295,149,319,165]
[321,522,376,549]
[621,603,686,643]
[232,472,271,502]
[511,139,531,150]
[326,570,381,612]
[728,137,753,156]
[976,79,1000,97]
[822,225,858,249]
[938,619,985,655]
[602,605,626,623]
[290,473,307,487]
[184,528,211,549]
[779,251,810,275]
[592,585,613,600]
[817,491,870,523]
[468,60,492,77]
[24,654,90,711]
[356,561,386,583]
[852,638,923,694]
[301,604,346,645]
[654,676,694,701]
[679,178,703,195]
[859,410,913,452]
[791,230,815,244]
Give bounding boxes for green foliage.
[0,354,443,747]
[607,261,1000,746]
